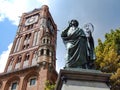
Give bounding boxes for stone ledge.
[55,69,111,90]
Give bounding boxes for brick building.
[0,5,58,90]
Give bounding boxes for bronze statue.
[61,19,96,69]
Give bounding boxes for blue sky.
[0,0,120,72]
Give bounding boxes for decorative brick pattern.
[0,5,58,90]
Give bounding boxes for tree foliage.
[95,28,120,89]
[110,68,120,90]
[44,80,55,90]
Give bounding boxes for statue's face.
[70,20,79,27]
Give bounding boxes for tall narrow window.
[43,39,45,43]
[33,31,40,46]
[46,49,50,56]
[36,31,40,45]
[32,51,38,65]
[14,38,20,52]
[26,44,29,48]
[17,56,22,63]
[11,82,17,90]
[33,32,38,46]
[23,33,31,49]
[23,53,29,67]
[25,54,30,61]
[17,37,22,51]
[46,39,48,44]
[24,33,31,43]
[41,49,44,55]
[23,45,26,49]
[42,37,51,44]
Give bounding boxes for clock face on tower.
[25,15,38,26]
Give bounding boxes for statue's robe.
[61,27,95,68]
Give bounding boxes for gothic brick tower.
[0,5,57,90]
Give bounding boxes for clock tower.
[0,5,57,90]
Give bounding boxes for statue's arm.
[61,26,70,37]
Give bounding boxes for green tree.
[110,68,120,90]
[44,80,55,90]
[95,28,120,89]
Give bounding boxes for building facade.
[0,5,57,90]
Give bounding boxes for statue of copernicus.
[61,19,96,69]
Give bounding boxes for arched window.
[26,44,29,48]
[47,39,49,44]
[4,76,20,90]
[41,49,44,55]
[46,49,50,56]
[43,39,45,43]
[11,82,17,90]
[17,56,22,63]
[30,78,37,86]
[25,53,30,61]
[23,33,31,49]
[42,37,51,44]
[23,75,38,89]
[28,33,31,38]
[23,45,26,49]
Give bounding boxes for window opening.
[30,78,36,86]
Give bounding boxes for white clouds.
[0,0,29,25]
[0,13,4,21]
[0,0,52,25]
[37,0,50,5]
[0,43,12,73]
[0,0,54,72]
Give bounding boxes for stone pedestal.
[55,68,111,90]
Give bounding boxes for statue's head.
[70,19,79,27]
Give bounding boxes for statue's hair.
[70,19,79,27]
